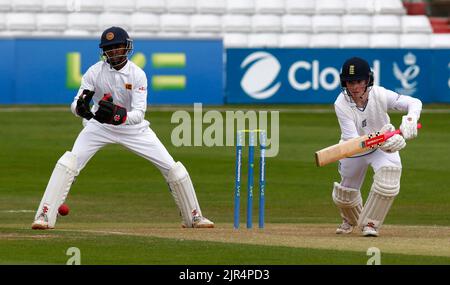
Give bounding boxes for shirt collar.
[106,60,130,75]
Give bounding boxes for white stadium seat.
[67,13,98,32]
[282,15,312,33]
[430,34,450,48]
[400,33,430,48]
[135,0,166,14]
[31,30,63,36]
[255,0,285,15]
[340,33,370,48]
[248,33,279,47]
[285,0,315,15]
[190,14,221,33]
[310,33,340,48]
[63,29,92,36]
[252,15,282,33]
[402,15,432,33]
[222,15,251,33]
[166,0,196,14]
[279,33,310,47]
[6,12,35,30]
[43,0,69,12]
[369,33,400,48]
[12,0,42,12]
[104,0,135,14]
[346,0,374,14]
[342,15,372,33]
[197,0,226,14]
[78,0,104,13]
[0,13,6,29]
[227,0,255,14]
[223,33,248,47]
[372,15,401,33]
[0,0,12,12]
[160,14,190,32]
[374,0,405,15]
[155,31,187,38]
[36,13,67,31]
[99,13,131,31]
[131,13,160,32]
[312,15,342,33]
[316,0,345,15]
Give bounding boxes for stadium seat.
[402,15,432,33]
[12,0,42,12]
[135,0,166,14]
[223,33,248,47]
[430,34,450,48]
[129,31,157,38]
[340,33,370,48]
[255,0,285,15]
[36,13,67,31]
[43,0,69,12]
[399,33,430,48]
[227,0,255,14]
[63,29,92,36]
[252,15,282,33]
[312,15,342,33]
[285,0,315,14]
[310,33,340,47]
[160,14,190,32]
[155,31,187,38]
[0,0,11,12]
[369,33,400,48]
[104,0,135,14]
[6,12,35,30]
[279,33,310,47]
[282,15,312,33]
[31,30,63,36]
[166,0,196,14]
[372,15,402,33]
[131,13,160,32]
[67,13,98,32]
[78,0,104,13]
[315,0,345,15]
[197,0,226,14]
[374,0,405,15]
[248,33,279,47]
[345,0,374,14]
[342,15,372,33]
[99,13,131,31]
[190,14,221,33]
[222,15,252,33]
[0,13,6,29]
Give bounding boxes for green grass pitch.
[0,105,449,265]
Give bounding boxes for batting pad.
[167,162,202,228]
[332,182,362,225]
[358,166,402,229]
[34,151,78,228]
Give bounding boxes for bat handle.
[385,122,422,140]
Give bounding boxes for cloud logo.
[240,52,281,100]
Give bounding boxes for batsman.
[32,26,214,230]
[332,57,422,237]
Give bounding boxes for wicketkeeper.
[32,26,214,230]
[332,57,422,236]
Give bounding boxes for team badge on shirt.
[125,83,132,90]
[362,119,367,128]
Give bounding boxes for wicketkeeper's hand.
[93,94,127,125]
[379,123,406,153]
[400,114,418,140]
[75,89,95,120]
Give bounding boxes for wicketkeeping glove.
[75,89,95,120]
[93,94,127,125]
[379,124,406,153]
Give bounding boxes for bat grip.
[384,122,422,140]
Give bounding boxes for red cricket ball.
[58,204,70,216]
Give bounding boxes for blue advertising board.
[0,38,223,105]
[226,48,450,104]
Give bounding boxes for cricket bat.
[315,123,422,167]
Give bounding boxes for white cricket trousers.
[338,149,402,190]
[71,119,176,179]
